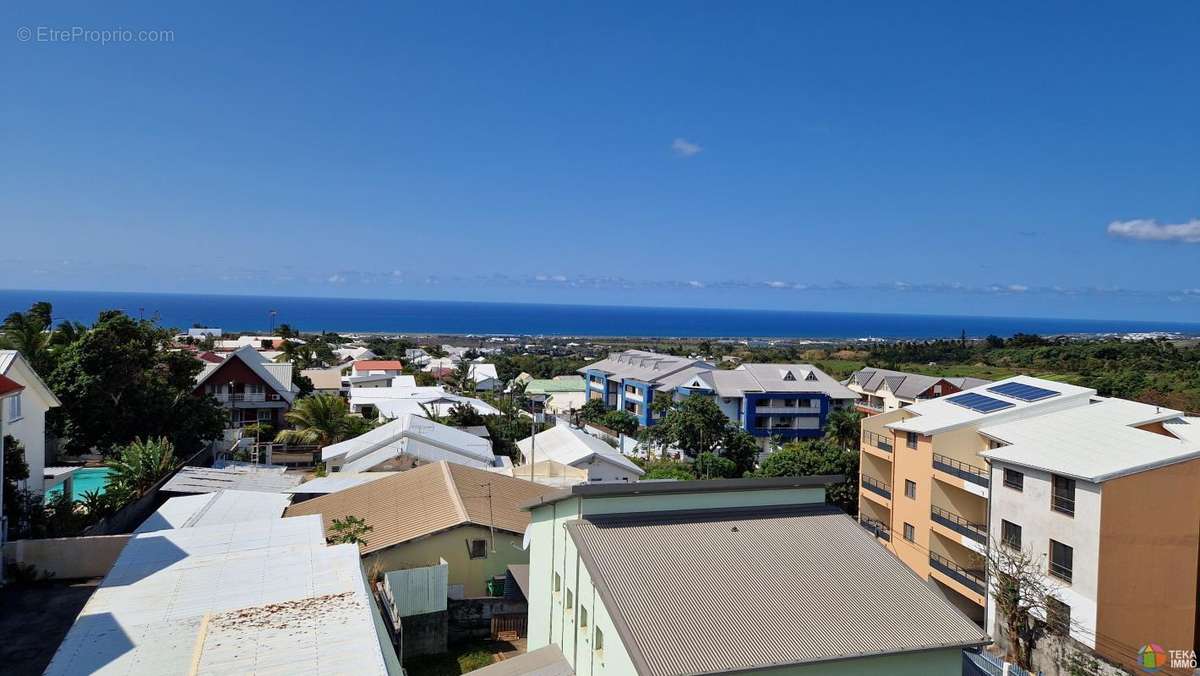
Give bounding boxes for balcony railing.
[931,505,988,544]
[929,552,986,595]
[1049,559,1074,584]
[863,430,893,453]
[932,453,990,488]
[212,392,267,403]
[1051,490,1075,517]
[860,517,891,542]
[861,474,892,500]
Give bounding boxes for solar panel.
[988,382,1060,402]
[946,392,1015,414]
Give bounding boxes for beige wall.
[364,524,528,598]
[4,534,130,580]
[1096,458,1200,674]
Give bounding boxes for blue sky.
[2,2,1199,321]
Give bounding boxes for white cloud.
[1107,218,1200,243]
[327,274,345,284]
[765,280,789,288]
[687,280,704,288]
[671,138,703,157]
[1007,284,1029,292]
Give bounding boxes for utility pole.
[269,309,278,335]
[481,482,496,553]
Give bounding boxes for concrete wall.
[447,596,526,641]
[4,534,130,579]
[365,525,528,598]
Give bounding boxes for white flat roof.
[161,465,303,494]
[285,472,399,494]
[134,489,292,533]
[886,375,1095,435]
[980,398,1199,482]
[44,515,394,675]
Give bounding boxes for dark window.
[755,416,769,428]
[1049,539,1073,583]
[903,523,915,542]
[904,480,916,499]
[467,539,488,559]
[797,398,812,407]
[1051,475,1076,516]
[906,432,918,449]
[1003,468,1024,491]
[1001,520,1022,548]
[554,572,561,594]
[783,398,797,407]
[1046,597,1070,635]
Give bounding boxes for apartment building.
[858,376,1096,623]
[845,367,989,414]
[979,400,1200,674]
[581,350,857,448]
[523,478,988,675]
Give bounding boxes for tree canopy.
[751,439,859,515]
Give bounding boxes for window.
[782,371,796,381]
[1049,539,1074,583]
[783,398,797,407]
[624,402,638,414]
[579,605,588,629]
[467,539,487,559]
[906,431,918,449]
[247,383,264,395]
[565,588,574,613]
[1051,474,1075,516]
[932,384,943,395]
[903,522,915,542]
[1046,597,1070,635]
[1003,468,1024,491]
[624,384,637,395]
[7,393,20,422]
[904,480,916,499]
[554,572,561,595]
[755,416,769,428]
[594,627,605,657]
[797,398,812,408]
[1001,520,1022,549]
[257,409,272,422]
[805,371,818,381]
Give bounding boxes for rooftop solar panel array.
[946,392,1015,414]
[988,382,1061,402]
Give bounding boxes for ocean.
[2,289,1198,340]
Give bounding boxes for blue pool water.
[45,467,112,501]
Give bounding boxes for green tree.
[597,410,638,436]
[752,439,859,515]
[1,302,54,376]
[2,435,30,525]
[50,311,227,455]
[824,408,862,450]
[639,458,696,480]
[106,437,181,501]
[578,398,608,423]
[452,360,476,392]
[693,452,737,478]
[275,394,366,447]
[328,515,373,546]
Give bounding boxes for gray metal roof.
[467,646,574,676]
[579,350,712,384]
[521,475,843,510]
[161,465,303,494]
[847,367,991,400]
[566,504,988,675]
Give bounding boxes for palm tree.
[824,408,862,450]
[106,437,179,499]
[1,305,53,376]
[275,394,362,448]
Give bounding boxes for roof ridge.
[442,462,470,523]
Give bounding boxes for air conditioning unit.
[269,394,281,401]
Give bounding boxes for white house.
[517,423,644,483]
[468,363,500,391]
[322,414,498,473]
[0,350,61,492]
[348,384,500,418]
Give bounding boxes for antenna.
[480,481,496,553]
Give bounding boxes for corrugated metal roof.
[321,413,495,469]
[285,461,557,555]
[468,645,574,676]
[515,425,644,477]
[161,464,303,494]
[579,350,712,384]
[134,489,292,533]
[286,472,399,494]
[847,367,991,399]
[566,505,988,675]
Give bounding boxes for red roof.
[0,374,24,398]
[197,351,225,364]
[354,360,404,371]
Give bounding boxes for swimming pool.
[45,467,112,501]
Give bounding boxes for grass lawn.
[402,641,519,676]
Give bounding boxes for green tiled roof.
[525,376,586,394]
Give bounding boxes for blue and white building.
[581,350,858,449]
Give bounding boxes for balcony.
[860,517,891,542]
[929,552,986,596]
[212,392,267,403]
[863,430,893,454]
[931,505,987,545]
[932,453,989,488]
[861,474,892,500]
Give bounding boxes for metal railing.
[932,453,990,488]
[863,430,893,453]
[1049,559,1073,583]
[929,552,986,595]
[1051,490,1075,517]
[931,505,988,544]
[861,474,892,500]
[860,517,891,542]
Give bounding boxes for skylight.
[987,382,1061,402]
[947,392,1015,414]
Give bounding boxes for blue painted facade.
[741,392,831,440]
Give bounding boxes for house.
[348,384,500,418]
[213,334,286,351]
[334,345,377,364]
[525,376,587,415]
[193,345,297,429]
[405,348,432,367]
[301,364,347,395]
[185,326,223,339]
[44,514,401,675]
[859,375,1123,626]
[580,351,857,451]
[978,399,1200,674]
[468,363,501,391]
[286,461,558,597]
[523,477,989,675]
[351,359,405,378]
[0,350,62,492]
[516,423,644,483]
[321,413,498,472]
[845,367,990,414]
[1,372,25,583]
